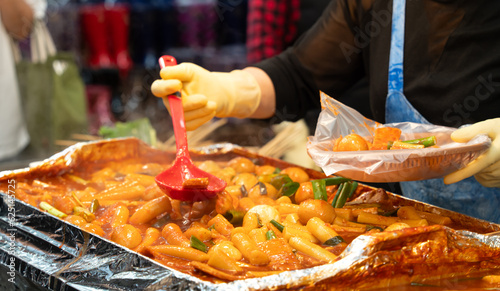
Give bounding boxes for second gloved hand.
[444,118,500,187]
[151,63,261,131]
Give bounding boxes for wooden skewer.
[55,134,102,147]
[159,119,228,151]
[258,121,306,158]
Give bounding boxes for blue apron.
[385,0,500,223]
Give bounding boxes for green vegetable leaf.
[99,118,157,146]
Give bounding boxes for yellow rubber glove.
[151,63,261,131]
[444,118,500,187]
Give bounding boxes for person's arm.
[242,67,276,119]
[0,0,34,40]
[151,0,367,129]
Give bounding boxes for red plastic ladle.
[155,55,226,201]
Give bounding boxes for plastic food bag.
[306,92,491,183]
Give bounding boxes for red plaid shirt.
[246,0,300,64]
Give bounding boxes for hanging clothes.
[246,0,300,63]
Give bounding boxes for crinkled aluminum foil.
[2,138,500,290]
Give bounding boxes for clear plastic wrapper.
[1,138,500,290]
[307,92,491,182]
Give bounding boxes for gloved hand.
[151,63,261,131]
[444,118,500,187]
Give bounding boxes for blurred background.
[47,0,252,142]
[1,0,331,171]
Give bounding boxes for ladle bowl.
[155,55,226,201]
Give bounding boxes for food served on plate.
[333,127,437,151]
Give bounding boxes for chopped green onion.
[323,235,345,247]
[223,210,245,225]
[388,136,437,149]
[331,183,344,208]
[402,136,437,147]
[323,177,351,186]
[334,182,352,208]
[270,219,284,232]
[40,202,67,218]
[208,224,216,231]
[266,230,277,240]
[190,236,208,253]
[272,167,281,174]
[348,181,358,198]
[311,179,327,201]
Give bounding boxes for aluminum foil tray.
[2,138,500,290]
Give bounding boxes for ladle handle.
[159,56,189,159]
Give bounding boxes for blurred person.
[151,0,500,222]
[0,0,46,161]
